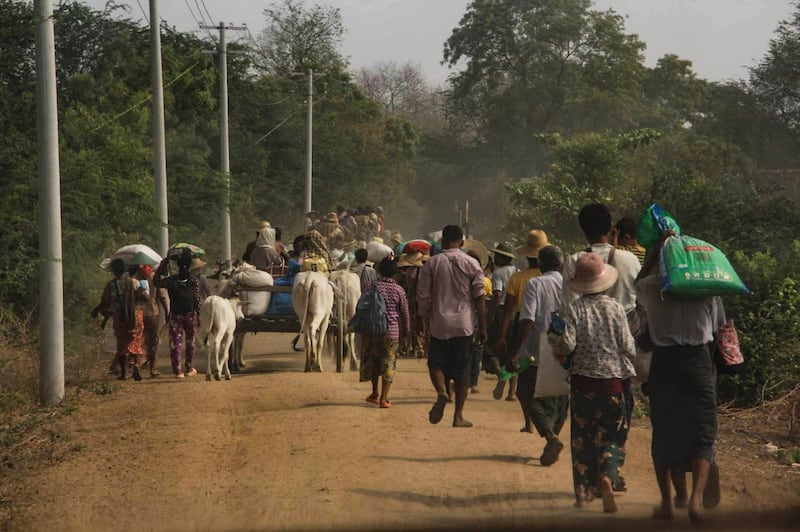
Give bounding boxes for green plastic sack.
[637,204,681,250]
[658,235,749,296]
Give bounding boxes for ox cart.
[229,283,348,373]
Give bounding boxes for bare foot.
[688,499,704,524]
[674,496,688,509]
[652,503,674,520]
[599,477,618,513]
[452,419,473,428]
[365,394,379,404]
[505,395,516,401]
[520,426,533,433]
[574,500,588,509]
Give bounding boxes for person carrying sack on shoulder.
[635,230,726,523]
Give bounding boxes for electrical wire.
[135,0,149,25]
[91,61,203,132]
[185,0,216,40]
[249,109,302,147]
[199,0,216,27]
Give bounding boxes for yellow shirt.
[505,268,541,314]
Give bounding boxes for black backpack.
[348,284,388,336]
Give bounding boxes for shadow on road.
[372,453,534,465]
[348,488,572,507]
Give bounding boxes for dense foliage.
[1,0,799,406]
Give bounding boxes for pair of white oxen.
[199,268,362,381]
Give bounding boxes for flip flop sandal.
[380,400,392,408]
[540,437,564,466]
[428,394,447,424]
[365,395,380,404]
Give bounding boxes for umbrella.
[130,251,159,266]
[109,244,162,267]
[167,242,205,259]
[462,239,489,270]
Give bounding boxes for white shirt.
[562,243,640,312]
[518,271,562,359]
[491,264,518,305]
[635,274,726,347]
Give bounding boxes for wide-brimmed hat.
[325,211,339,223]
[343,239,357,252]
[462,239,489,270]
[190,257,207,271]
[398,251,424,268]
[516,229,549,258]
[254,220,271,232]
[390,232,404,246]
[569,253,618,294]
[491,241,515,259]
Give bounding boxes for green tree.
[750,6,800,136]
[257,0,346,76]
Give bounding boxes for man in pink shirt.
[417,225,487,427]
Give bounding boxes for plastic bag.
[637,203,681,250]
[534,334,570,398]
[659,235,749,296]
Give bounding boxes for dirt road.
[3,333,799,531]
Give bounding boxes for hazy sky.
[82,0,794,85]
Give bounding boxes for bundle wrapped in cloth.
[232,265,274,316]
[366,241,393,263]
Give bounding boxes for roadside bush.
[720,243,800,405]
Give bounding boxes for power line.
[91,61,202,131]
[184,0,215,40]
[199,0,216,27]
[249,109,302,148]
[135,0,149,25]
[193,0,208,24]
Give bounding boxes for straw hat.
[490,241,515,259]
[568,253,618,294]
[325,211,339,223]
[254,220,271,232]
[462,239,489,270]
[343,239,357,252]
[190,257,207,271]
[390,232,404,246]
[398,252,424,268]
[516,229,549,258]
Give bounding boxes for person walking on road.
[550,252,636,514]
[507,245,568,465]
[361,257,411,409]
[154,251,202,379]
[417,225,487,428]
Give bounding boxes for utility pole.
[150,0,169,257]
[35,0,64,406]
[304,68,313,215]
[201,22,245,268]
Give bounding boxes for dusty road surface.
[3,332,799,531]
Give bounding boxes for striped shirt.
[376,277,410,341]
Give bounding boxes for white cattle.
[292,271,334,372]
[328,270,361,371]
[199,295,244,381]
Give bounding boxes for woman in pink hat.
[550,252,636,514]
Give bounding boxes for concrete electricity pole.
[35,0,64,406]
[150,0,169,257]
[201,22,245,268]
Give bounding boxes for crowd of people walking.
[93,201,726,521]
